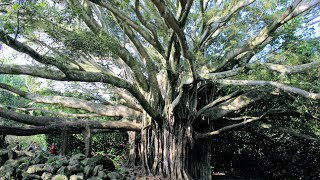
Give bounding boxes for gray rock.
[41,172,52,180]
[67,163,82,174]
[80,158,89,166]
[107,172,123,180]
[83,165,92,175]
[52,174,68,180]
[42,163,55,173]
[57,166,68,175]
[98,170,107,178]
[70,173,84,180]
[87,177,103,180]
[31,153,47,164]
[22,172,41,180]
[26,164,45,174]
[70,153,86,163]
[87,155,115,171]
[92,165,103,176]
[0,164,14,178]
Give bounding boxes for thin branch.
[215,79,320,100]
[196,113,266,138]
[201,59,320,79]
[256,122,320,142]
[211,0,320,72]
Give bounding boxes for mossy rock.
[0,164,14,179]
[41,172,53,180]
[70,173,84,180]
[86,155,115,171]
[52,174,68,180]
[107,172,123,180]
[26,164,45,174]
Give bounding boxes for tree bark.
[60,131,68,156]
[82,128,92,157]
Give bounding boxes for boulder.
[70,153,86,163]
[87,155,115,171]
[52,174,68,180]
[92,165,103,176]
[41,172,52,180]
[80,158,89,166]
[67,163,83,174]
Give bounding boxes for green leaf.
[12,3,20,11]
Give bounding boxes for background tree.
[0,0,319,179]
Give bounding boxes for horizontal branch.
[215,79,320,100]
[0,64,66,80]
[0,120,141,136]
[0,83,141,118]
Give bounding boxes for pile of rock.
[0,146,124,180]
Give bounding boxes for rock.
[107,172,123,180]
[69,158,80,166]
[83,165,92,175]
[41,172,52,180]
[0,164,14,179]
[31,153,47,164]
[80,158,89,166]
[52,174,68,180]
[46,156,63,170]
[92,165,103,176]
[57,166,69,176]
[70,153,86,163]
[16,162,30,175]
[87,177,103,180]
[67,163,82,174]
[26,164,45,174]
[42,163,55,173]
[70,173,84,180]
[98,170,107,179]
[3,159,21,168]
[21,172,41,180]
[87,155,115,171]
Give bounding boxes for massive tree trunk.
[141,84,215,179]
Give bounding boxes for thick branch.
[0,120,141,136]
[0,64,66,80]
[0,30,79,71]
[0,83,141,118]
